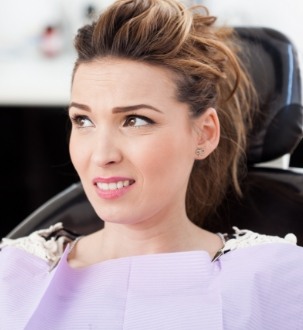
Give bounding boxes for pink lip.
[93,176,135,200]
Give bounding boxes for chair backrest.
[206,27,303,244]
[236,27,302,164]
[7,182,102,239]
[6,27,303,245]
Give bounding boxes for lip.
[93,176,135,200]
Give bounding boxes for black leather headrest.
[235,27,303,164]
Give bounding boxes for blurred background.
[0,0,302,237]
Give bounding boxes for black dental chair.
[6,27,303,245]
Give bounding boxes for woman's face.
[69,58,215,227]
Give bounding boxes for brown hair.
[73,0,256,226]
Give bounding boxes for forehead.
[72,58,178,97]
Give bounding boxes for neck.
[86,207,212,262]
[101,215,196,257]
[69,209,223,267]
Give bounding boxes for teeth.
[117,181,123,189]
[97,180,132,191]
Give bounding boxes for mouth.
[95,179,135,191]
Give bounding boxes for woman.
[1,0,302,329]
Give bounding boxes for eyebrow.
[68,102,162,114]
[112,104,162,114]
[68,102,90,112]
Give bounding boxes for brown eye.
[71,115,94,128]
[123,115,154,127]
[126,117,137,127]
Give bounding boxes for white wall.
[0,0,112,105]
[202,0,303,60]
[0,0,302,105]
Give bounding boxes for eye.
[123,115,154,127]
[70,115,94,128]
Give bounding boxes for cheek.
[135,135,194,182]
[69,134,88,173]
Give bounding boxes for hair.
[72,0,256,227]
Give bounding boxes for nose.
[91,129,123,167]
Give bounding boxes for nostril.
[106,160,117,165]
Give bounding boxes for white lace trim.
[0,222,68,266]
[212,227,297,261]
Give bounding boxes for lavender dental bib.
[1,241,303,329]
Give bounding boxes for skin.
[68,58,222,267]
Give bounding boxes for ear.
[193,107,220,160]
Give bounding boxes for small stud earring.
[195,148,204,158]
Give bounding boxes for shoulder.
[213,226,298,261]
[218,228,303,327]
[217,227,303,294]
[218,227,303,272]
[0,222,78,266]
[216,227,303,290]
